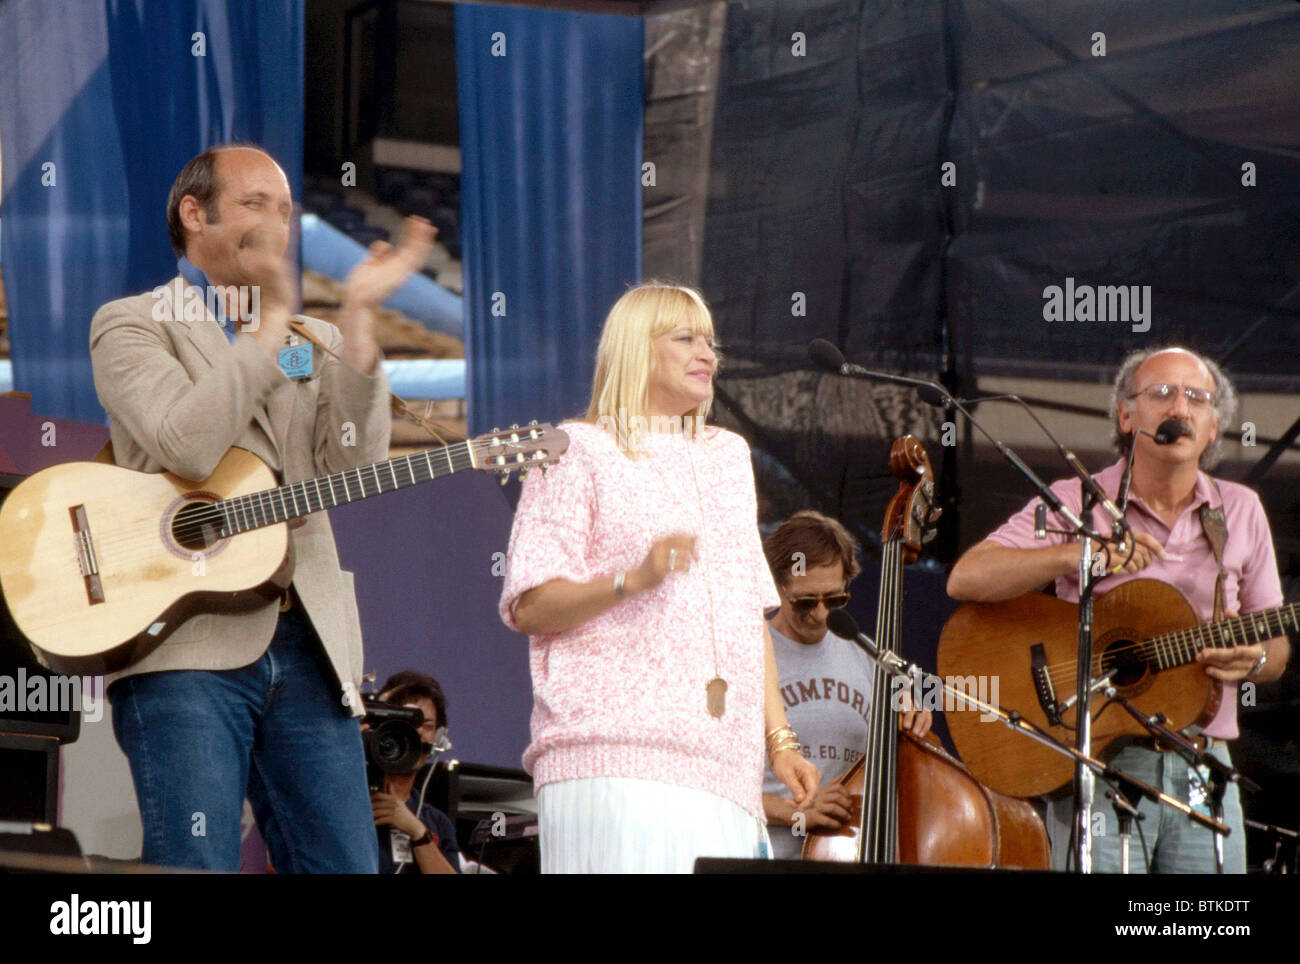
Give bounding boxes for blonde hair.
[584,282,718,448]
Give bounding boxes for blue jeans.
[110,607,378,873]
[1046,742,1245,874]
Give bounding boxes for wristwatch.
[411,829,435,848]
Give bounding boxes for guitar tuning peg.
[499,472,510,486]
[509,423,519,430]
[519,468,530,481]
[491,427,500,433]
[529,419,538,426]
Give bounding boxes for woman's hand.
[772,749,819,808]
[625,533,697,596]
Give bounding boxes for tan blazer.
[89,275,391,713]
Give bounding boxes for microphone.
[915,389,1128,548]
[827,610,919,686]
[808,338,847,373]
[1116,421,1191,515]
[827,610,895,666]
[826,609,878,657]
[1154,418,1191,445]
[807,339,946,393]
[826,607,862,642]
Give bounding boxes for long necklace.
[650,431,727,718]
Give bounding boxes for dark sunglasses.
[788,592,850,614]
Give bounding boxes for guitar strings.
[77,443,489,556]
[1041,614,1278,692]
[83,455,476,555]
[85,445,471,543]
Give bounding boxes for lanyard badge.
[278,339,314,380]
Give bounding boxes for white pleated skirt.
[537,777,771,874]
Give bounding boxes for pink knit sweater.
[499,420,779,818]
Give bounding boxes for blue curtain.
[455,4,643,435]
[0,0,303,422]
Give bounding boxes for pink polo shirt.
[498,421,780,817]
[987,459,1283,739]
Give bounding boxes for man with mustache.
[948,346,1290,873]
[89,144,433,871]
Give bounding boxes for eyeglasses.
[1128,383,1216,408]
[788,591,850,614]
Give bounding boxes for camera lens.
[364,719,423,774]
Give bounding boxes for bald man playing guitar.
[948,346,1289,873]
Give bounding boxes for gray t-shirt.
[763,620,877,859]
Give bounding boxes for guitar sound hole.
[1100,639,1149,687]
[171,501,225,551]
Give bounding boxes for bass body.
[802,435,1048,868]
[804,730,1051,867]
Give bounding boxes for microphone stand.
[1103,693,1258,873]
[1243,818,1298,874]
[1102,769,1144,875]
[809,340,1126,872]
[805,344,1112,547]
[1073,485,1101,872]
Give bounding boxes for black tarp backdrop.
[685,0,1300,539]
[640,0,1300,868]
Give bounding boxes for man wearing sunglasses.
[948,346,1289,873]
[760,510,931,858]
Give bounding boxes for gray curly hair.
[1109,346,1237,470]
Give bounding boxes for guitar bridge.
[1030,643,1060,725]
[70,504,105,605]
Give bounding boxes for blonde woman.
[499,282,819,873]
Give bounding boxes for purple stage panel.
[0,395,110,474]
[330,468,531,771]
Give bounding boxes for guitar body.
[937,578,1220,798]
[0,422,568,676]
[0,449,288,675]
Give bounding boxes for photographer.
[369,672,461,874]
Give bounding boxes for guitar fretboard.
[1142,602,1300,670]
[215,442,476,535]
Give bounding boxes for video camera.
[362,697,429,793]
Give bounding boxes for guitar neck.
[215,442,476,535]
[1149,602,1300,669]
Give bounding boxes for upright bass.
[803,436,1049,867]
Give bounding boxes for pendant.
[706,676,728,718]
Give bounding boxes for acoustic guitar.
[0,423,567,675]
[937,578,1297,798]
